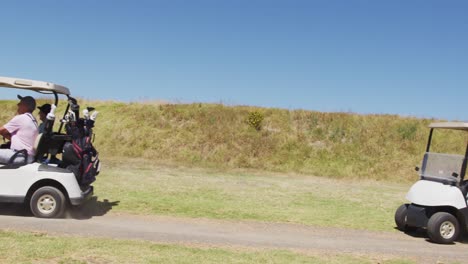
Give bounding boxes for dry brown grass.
[0,99,461,182]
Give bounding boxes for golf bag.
[61,99,100,187]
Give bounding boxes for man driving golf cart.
[0,76,100,218]
[0,95,39,165]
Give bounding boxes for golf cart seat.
[34,132,72,163]
[0,149,30,168]
[0,133,49,167]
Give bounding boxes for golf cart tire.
[427,212,460,244]
[395,204,416,232]
[30,186,66,218]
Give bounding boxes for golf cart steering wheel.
[0,137,11,149]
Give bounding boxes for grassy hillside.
[0,99,464,182]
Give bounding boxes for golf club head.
[46,104,57,121]
[83,109,90,120]
[90,111,99,121]
[68,110,76,122]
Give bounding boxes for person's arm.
[0,126,11,140]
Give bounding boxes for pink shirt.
[4,113,39,156]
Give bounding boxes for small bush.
[247,111,264,131]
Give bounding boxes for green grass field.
[0,160,420,263]
[0,161,418,263]
[94,159,408,232]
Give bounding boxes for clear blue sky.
[1,0,467,120]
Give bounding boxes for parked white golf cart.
[395,122,468,244]
[0,76,99,218]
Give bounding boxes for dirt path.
[1,206,468,263]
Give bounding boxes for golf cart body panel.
[406,180,466,209]
[0,76,70,95]
[0,163,89,204]
[405,204,468,230]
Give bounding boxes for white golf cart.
[0,76,98,218]
[395,122,468,244]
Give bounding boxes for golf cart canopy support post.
[461,143,468,181]
[426,128,434,153]
[57,97,71,134]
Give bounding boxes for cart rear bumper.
[70,186,93,206]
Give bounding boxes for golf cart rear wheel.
[427,212,460,244]
[30,186,66,218]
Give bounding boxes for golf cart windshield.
[420,153,465,185]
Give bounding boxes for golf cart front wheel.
[395,204,416,232]
[427,212,460,244]
[395,204,409,231]
[30,186,66,218]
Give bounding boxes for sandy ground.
[1,202,468,263]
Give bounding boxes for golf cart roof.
[429,122,468,131]
[0,76,70,96]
